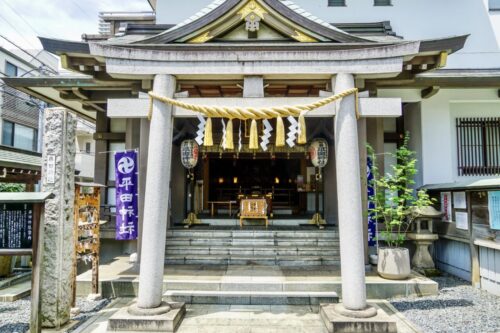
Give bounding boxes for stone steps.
[165,228,340,266]
[0,280,31,302]
[165,254,340,266]
[164,279,341,293]
[164,290,339,305]
[0,271,31,291]
[167,238,339,247]
[79,272,439,300]
[166,230,338,238]
[165,245,340,256]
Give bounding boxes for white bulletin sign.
[46,155,56,184]
[455,212,469,230]
[441,192,452,222]
[488,191,500,230]
[453,192,467,209]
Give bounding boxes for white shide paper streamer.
[238,120,242,152]
[286,116,299,147]
[260,119,273,151]
[195,115,205,145]
[221,119,227,149]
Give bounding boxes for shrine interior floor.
[76,256,438,300]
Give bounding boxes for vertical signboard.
[46,155,56,184]
[367,156,376,247]
[114,151,138,240]
[441,192,452,222]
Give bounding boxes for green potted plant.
[368,133,433,280]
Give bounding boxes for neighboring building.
[0,45,57,189]
[0,45,97,186]
[75,118,96,181]
[3,0,500,307]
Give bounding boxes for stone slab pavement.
[71,298,421,333]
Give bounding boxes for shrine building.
[6,0,500,330]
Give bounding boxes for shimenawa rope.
[148,88,359,148]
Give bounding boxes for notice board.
[0,203,33,249]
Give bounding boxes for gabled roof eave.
[133,0,372,44]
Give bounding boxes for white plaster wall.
[156,0,500,69]
[403,102,423,188]
[380,88,500,186]
[0,51,36,76]
[75,133,95,179]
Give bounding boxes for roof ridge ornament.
[188,0,319,43]
[237,0,267,20]
[239,0,266,33]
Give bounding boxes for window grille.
[328,0,346,6]
[374,0,392,5]
[456,117,500,176]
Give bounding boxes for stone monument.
[40,108,76,328]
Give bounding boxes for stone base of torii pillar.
[319,74,396,333]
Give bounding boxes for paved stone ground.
[70,298,419,333]
[3,273,497,333]
[390,273,500,333]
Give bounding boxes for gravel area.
[390,274,500,333]
[0,296,110,333]
[0,297,30,333]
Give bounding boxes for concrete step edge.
[164,290,338,297]
[165,245,340,250]
[165,255,340,260]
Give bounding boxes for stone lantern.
[407,206,442,275]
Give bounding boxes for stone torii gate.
[108,71,400,330]
[96,38,412,331]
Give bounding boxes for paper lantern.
[309,138,328,168]
[180,139,199,169]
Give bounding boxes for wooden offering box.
[240,198,268,228]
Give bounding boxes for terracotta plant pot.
[377,247,411,280]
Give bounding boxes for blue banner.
[114,150,139,240]
[367,156,376,246]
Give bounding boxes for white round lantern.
[309,138,329,168]
[180,140,199,169]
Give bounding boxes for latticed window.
[374,0,392,5]
[328,0,346,6]
[456,117,500,176]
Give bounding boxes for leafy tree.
[0,183,25,192]
[368,133,434,247]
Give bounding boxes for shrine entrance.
[175,117,333,227]
[205,153,308,218]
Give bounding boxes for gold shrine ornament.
[237,0,268,20]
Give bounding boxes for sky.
[0,0,152,51]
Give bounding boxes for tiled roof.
[279,0,340,31]
[0,147,41,170]
[167,0,346,35]
[167,0,226,33]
